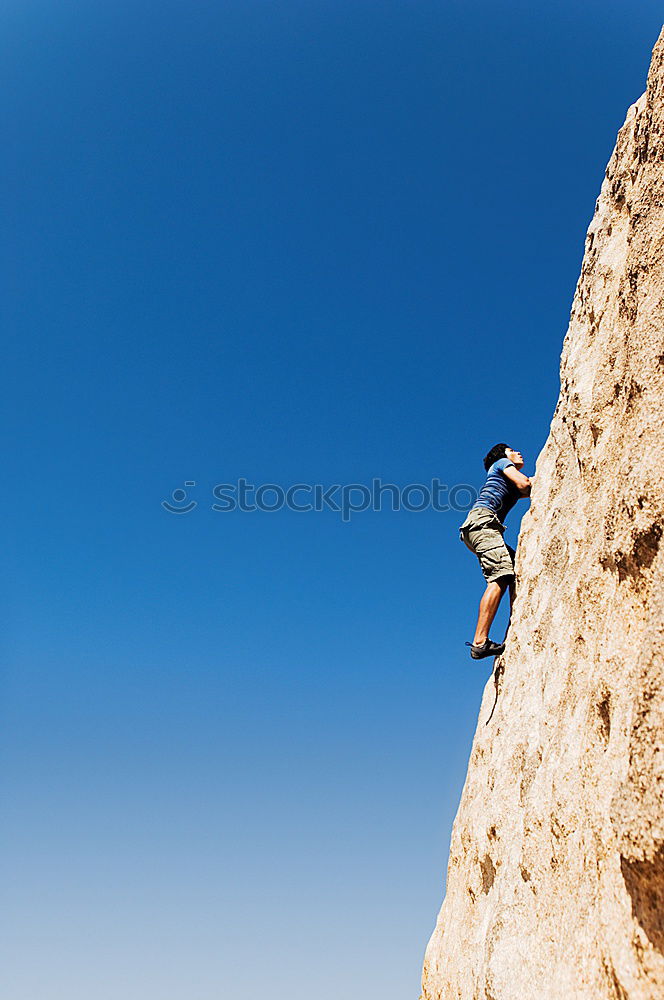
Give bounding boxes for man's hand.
[503,465,532,496]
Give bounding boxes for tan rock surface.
[421,27,664,1000]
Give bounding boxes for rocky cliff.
[421,28,664,1000]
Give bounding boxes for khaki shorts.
[459,506,516,584]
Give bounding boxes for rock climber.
[459,443,533,660]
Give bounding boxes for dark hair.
[483,442,509,471]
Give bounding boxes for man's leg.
[500,544,517,641]
[503,576,517,641]
[473,577,510,645]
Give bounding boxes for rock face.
[422,28,664,1000]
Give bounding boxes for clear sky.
[3,3,662,998]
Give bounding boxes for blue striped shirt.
[471,458,521,524]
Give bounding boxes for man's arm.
[503,465,532,496]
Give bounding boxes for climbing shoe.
[465,639,505,660]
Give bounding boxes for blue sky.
[3,3,662,998]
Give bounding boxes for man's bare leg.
[473,578,509,645]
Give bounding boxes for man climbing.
[459,443,533,660]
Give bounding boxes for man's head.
[483,443,524,471]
